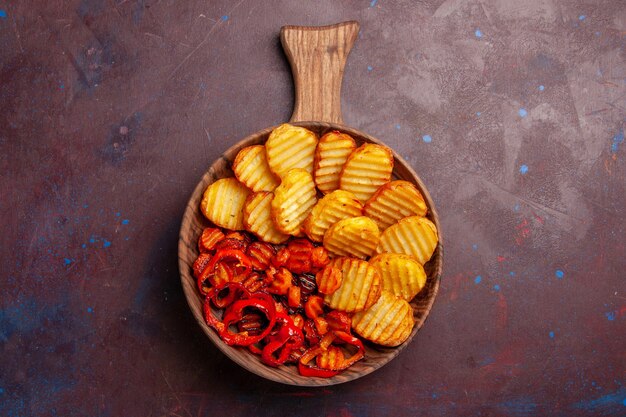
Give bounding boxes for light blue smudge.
[81,244,87,249]
[395,124,401,130]
[538,85,545,91]
[572,387,626,413]
[509,271,516,277]
[221,15,229,21]
[89,237,96,243]
[513,203,520,211]
[474,275,482,284]
[475,29,483,38]
[115,212,121,217]
[83,204,88,208]
[103,240,111,248]
[493,284,500,291]
[0,10,6,19]
[63,258,72,266]
[611,129,624,153]
[549,331,555,338]
[472,244,478,250]
[124,236,130,241]
[555,269,564,279]
[367,65,373,71]
[87,307,93,313]
[519,108,528,118]
[476,111,481,116]
[432,393,438,399]
[579,15,586,21]
[60,83,65,89]
[595,31,601,36]
[498,397,538,416]
[605,311,616,321]
[423,135,432,143]
[519,164,529,174]
[370,0,378,7]
[479,357,496,366]
[122,219,130,225]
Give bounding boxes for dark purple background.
[1,1,624,416]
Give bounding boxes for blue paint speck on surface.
[122,219,130,225]
[83,204,88,208]
[549,331,555,338]
[432,393,438,399]
[519,108,528,118]
[605,311,616,321]
[423,135,432,143]
[221,15,229,21]
[611,129,624,153]
[81,244,87,249]
[510,271,516,277]
[572,387,626,412]
[89,237,96,243]
[514,203,520,211]
[519,164,529,175]
[63,258,72,266]
[472,244,478,250]
[370,0,378,7]
[579,15,586,20]
[476,112,481,116]
[0,10,7,18]
[595,31,601,36]
[475,29,483,38]
[367,65,373,71]
[538,85,545,91]
[474,275,482,284]
[493,284,500,291]
[555,269,564,279]
[103,240,111,248]
[87,307,93,313]
[395,124,401,130]
[115,212,121,217]
[622,399,626,406]
[60,83,65,89]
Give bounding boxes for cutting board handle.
[281,21,360,124]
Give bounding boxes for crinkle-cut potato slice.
[314,131,356,194]
[323,257,381,313]
[303,190,363,242]
[323,216,380,259]
[271,168,317,236]
[351,290,414,347]
[200,178,250,230]
[369,253,426,301]
[243,191,289,244]
[232,145,280,192]
[265,124,318,178]
[376,216,438,265]
[363,180,428,230]
[339,143,394,203]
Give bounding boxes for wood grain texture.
[281,22,359,124]
[178,122,443,386]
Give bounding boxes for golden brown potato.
[351,290,414,346]
[243,192,289,244]
[363,180,428,230]
[232,145,280,192]
[271,168,317,236]
[369,253,426,301]
[200,178,250,230]
[323,216,380,259]
[302,190,363,242]
[376,216,438,264]
[323,257,381,313]
[314,131,356,194]
[339,143,394,203]
[265,124,318,178]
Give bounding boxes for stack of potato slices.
[200,123,438,347]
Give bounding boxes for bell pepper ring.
[197,249,252,295]
[261,314,304,367]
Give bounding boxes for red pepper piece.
[304,295,325,319]
[211,282,250,309]
[302,319,320,346]
[261,313,304,367]
[297,361,339,378]
[197,249,252,294]
[220,296,276,346]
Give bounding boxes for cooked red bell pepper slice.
[220,296,276,346]
[261,313,304,367]
[197,249,252,294]
[297,361,339,378]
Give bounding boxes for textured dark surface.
[1,1,625,416]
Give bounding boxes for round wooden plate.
[178,22,443,386]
